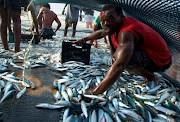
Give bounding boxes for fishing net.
[34,0,180,63]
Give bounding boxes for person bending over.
[37,4,61,39]
[75,4,172,95]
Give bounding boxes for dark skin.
[37,6,61,36]
[62,4,82,37]
[91,24,107,48]
[0,7,21,52]
[75,8,155,95]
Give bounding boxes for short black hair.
[42,3,50,9]
[102,4,122,15]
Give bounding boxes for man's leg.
[126,50,162,82]
[126,66,156,82]
[94,40,98,48]
[0,7,9,50]
[168,64,178,80]
[9,9,21,52]
[86,22,89,28]
[89,22,92,28]
[64,22,69,37]
[103,37,107,44]
[8,16,13,34]
[72,22,77,37]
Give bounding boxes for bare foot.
[144,72,162,83]
[4,48,10,50]
[89,40,93,44]
[103,40,108,44]
[94,41,98,48]
[15,49,21,53]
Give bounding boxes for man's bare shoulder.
[50,11,57,18]
[39,7,46,12]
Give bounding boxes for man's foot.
[4,48,10,50]
[15,49,21,53]
[103,40,108,44]
[89,40,93,44]
[94,41,98,48]
[144,72,162,83]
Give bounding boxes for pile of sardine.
[0,57,36,103]
[0,71,36,103]
[36,61,180,122]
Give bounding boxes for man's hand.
[79,15,82,21]
[62,10,65,15]
[54,32,56,36]
[73,38,86,44]
[82,88,98,103]
[86,88,99,95]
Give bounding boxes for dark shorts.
[0,0,21,13]
[127,50,171,72]
[40,28,54,39]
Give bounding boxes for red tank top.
[110,17,171,67]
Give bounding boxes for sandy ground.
[0,10,179,122]
[0,12,111,122]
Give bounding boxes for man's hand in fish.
[82,88,98,103]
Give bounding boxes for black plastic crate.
[21,34,40,44]
[61,42,91,65]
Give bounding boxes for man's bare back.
[37,4,61,39]
[40,7,57,29]
[38,7,57,29]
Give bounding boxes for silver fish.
[104,112,113,122]
[0,90,15,103]
[36,103,64,109]
[91,109,97,122]
[81,100,88,118]
[156,92,170,105]
[16,87,26,99]
[98,108,104,122]
[63,108,70,122]
[83,94,107,101]
[62,90,69,101]
[66,114,74,122]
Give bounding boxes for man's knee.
[9,10,21,22]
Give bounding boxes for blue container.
[9,34,14,43]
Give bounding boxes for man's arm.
[29,4,40,35]
[93,24,98,32]
[108,36,116,63]
[92,31,135,94]
[75,29,108,43]
[54,15,61,34]
[79,9,82,21]
[37,8,44,29]
[62,4,67,15]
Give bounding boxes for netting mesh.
[34,0,180,63]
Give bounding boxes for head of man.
[41,3,50,9]
[101,4,124,35]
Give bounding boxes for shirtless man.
[37,4,61,39]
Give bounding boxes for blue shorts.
[40,28,54,39]
[127,50,171,72]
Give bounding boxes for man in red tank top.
[75,4,172,95]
